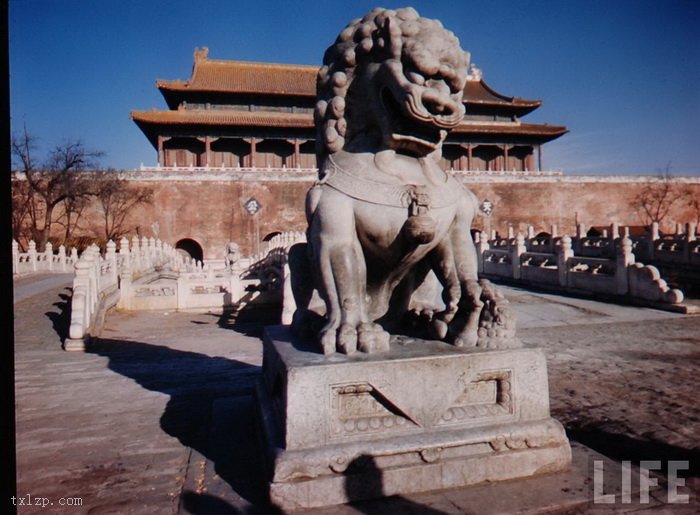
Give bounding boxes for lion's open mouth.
[381,88,446,154]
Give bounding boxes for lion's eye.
[407,71,425,85]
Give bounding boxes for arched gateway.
[175,238,204,262]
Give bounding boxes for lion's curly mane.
[315,7,467,164]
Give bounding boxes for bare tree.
[685,189,700,226]
[57,192,93,245]
[11,127,103,250]
[93,171,154,241]
[632,162,688,228]
[11,176,34,247]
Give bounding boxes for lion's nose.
[422,87,455,117]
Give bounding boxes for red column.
[244,138,259,168]
[158,136,172,167]
[208,137,220,167]
[157,136,164,167]
[197,137,209,167]
[287,138,302,168]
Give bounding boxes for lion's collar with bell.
[319,152,465,210]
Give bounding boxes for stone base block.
[63,337,88,352]
[256,326,571,511]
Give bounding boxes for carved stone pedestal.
[255,326,571,511]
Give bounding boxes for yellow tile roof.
[131,109,314,128]
[158,59,318,97]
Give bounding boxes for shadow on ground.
[567,427,700,478]
[180,491,243,514]
[337,455,450,514]
[44,287,72,342]
[212,300,282,338]
[87,337,271,513]
[87,311,449,514]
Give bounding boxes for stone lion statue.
[225,241,240,272]
[291,7,517,354]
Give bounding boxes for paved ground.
[13,273,74,303]
[12,274,700,514]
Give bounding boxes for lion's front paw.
[430,317,449,340]
[453,328,478,348]
[319,327,339,355]
[337,323,358,354]
[358,323,390,353]
[319,322,390,354]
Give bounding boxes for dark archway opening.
[176,238,204,263]
[262,231,282,242]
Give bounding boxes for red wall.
[107,172,700,258]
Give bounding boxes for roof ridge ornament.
[467,63,483,81]
[194,47,209,62]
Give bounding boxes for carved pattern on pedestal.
[328,370,514,440]
[329,383,412,439]
[437,370,514,426]
[489,431,563,452]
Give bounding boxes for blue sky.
[9,0,700,175]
